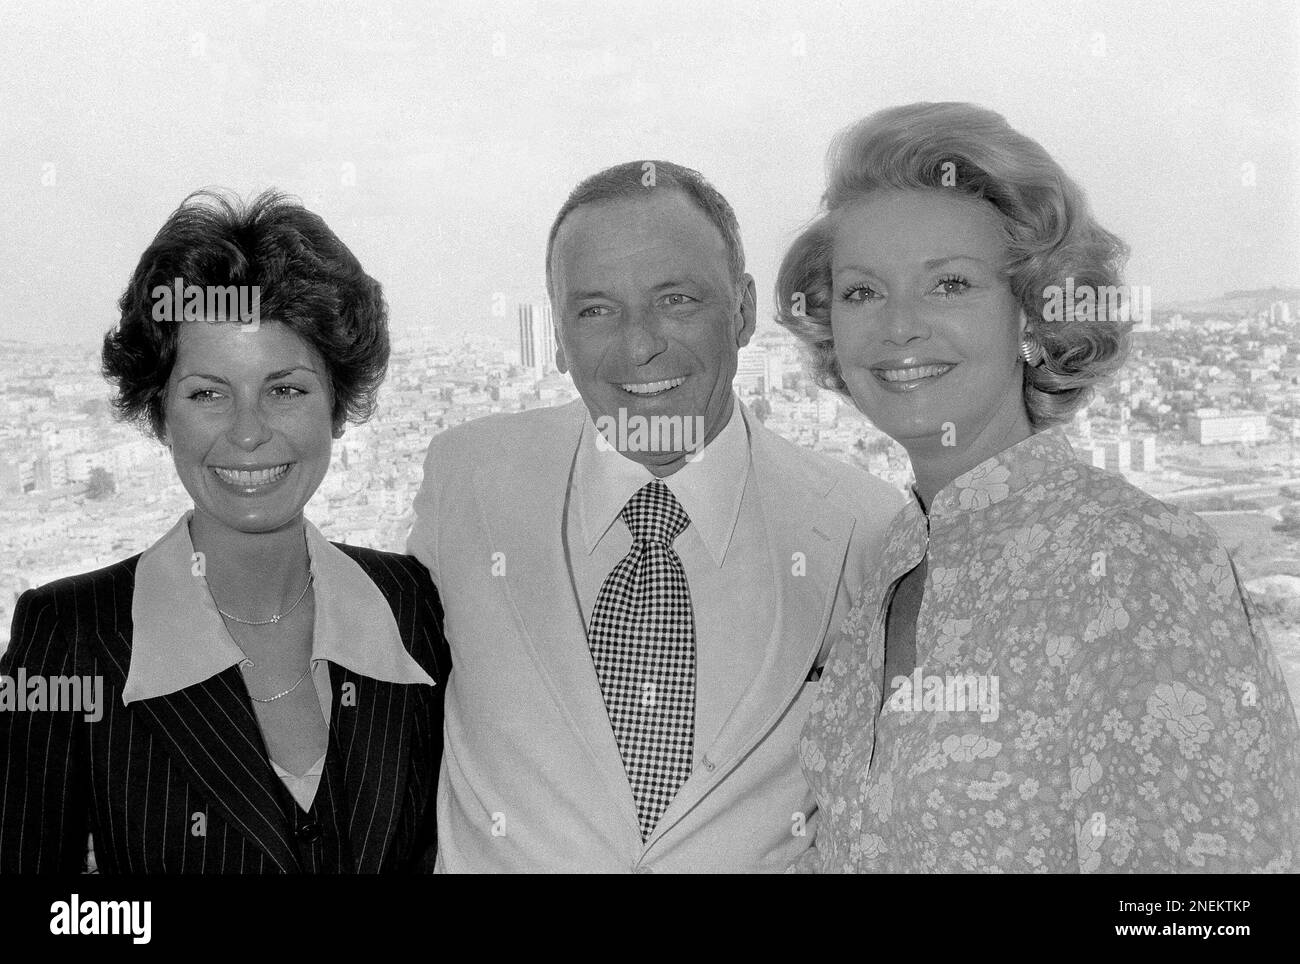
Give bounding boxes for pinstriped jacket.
[0,545,449,874]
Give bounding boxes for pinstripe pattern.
[0,544,449,874]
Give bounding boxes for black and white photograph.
[0,0,1297,941]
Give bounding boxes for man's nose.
[623,306,669,364]
[226,397,273,451]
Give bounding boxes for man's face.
[550,190,755,474]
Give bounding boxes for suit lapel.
[327,662,418,873]
[85,576,301,873]
[474,400,642,838]
[134,667,301,872]
[647,408,855,844]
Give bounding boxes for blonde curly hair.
[775,102,1132,429]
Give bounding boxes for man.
[408,160,901,872]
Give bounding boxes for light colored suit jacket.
[408,398,901,872]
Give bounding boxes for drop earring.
[1019,330,1045,367]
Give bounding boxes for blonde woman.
[777,102,1300,873]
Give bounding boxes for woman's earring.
[1019,330,1045,367]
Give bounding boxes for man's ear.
[735,274,757,349]
[552,305,569,374]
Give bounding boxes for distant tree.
[1276,504,1300,535]
[85,466,116,500]
[866,436,895,457]
[750,397,772,423]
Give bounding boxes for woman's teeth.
[876,364,953,382]
[620,376,686,395]
[213,464,291,486]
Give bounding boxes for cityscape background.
[3,292,1300,709]
[1,0,1298,707]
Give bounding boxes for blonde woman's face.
[829,188,1029,453]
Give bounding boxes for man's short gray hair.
[545,160,746,298]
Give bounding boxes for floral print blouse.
[797,429,1300,873]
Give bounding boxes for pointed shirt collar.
[123,511,435,704]
[573,397,750,567]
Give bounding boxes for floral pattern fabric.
[797,429,1300,873]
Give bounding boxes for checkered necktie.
[589,479,697,839]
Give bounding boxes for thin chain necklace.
[244,665,313,703]
[215,572,315,703]
[216,572,314,625]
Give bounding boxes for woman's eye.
[188,389,222,402]
[270,385,306,398]
[841,284,880,302]
[933,276,970,298]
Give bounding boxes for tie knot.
[622,479,690,546]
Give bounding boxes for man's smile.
[616,376,687,396]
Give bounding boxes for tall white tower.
[518,303,556,376]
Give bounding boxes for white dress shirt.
[568,397,777,757]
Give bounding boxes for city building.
[1075,445,1108,470]
[735,345,784,395]
[1128,436,1157,472]
[518,303,557,377]
[1186,409,1270,445]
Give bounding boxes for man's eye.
[663,293,695,306]
[577,305,612,318]
[840,284,880,302]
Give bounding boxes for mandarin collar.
[909,428,1076,523]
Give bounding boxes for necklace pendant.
[270,614,281,624]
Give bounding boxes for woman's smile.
[870,359,958,392]
[210,462,296,495]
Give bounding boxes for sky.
[1,0,1297,347]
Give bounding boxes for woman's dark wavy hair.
[775,102,1132,429]
[103,189,390,440]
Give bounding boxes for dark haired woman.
[1,190,448,873]
[777,103,1300,872]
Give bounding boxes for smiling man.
[408,160,901,872]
